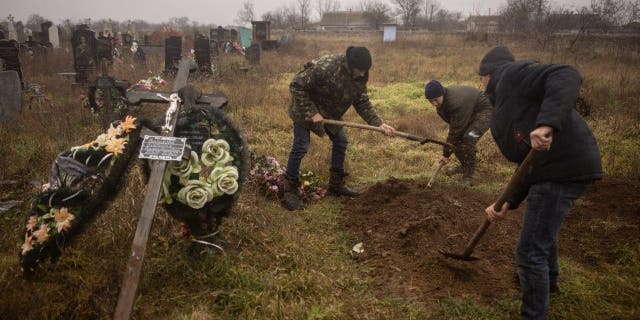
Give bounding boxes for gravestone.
[216,26,225,42]
[40,21,53,44]
[251,21,270,43]
[245,43,260,65]
[0,71,22,126]
[230,29,238,42]
[15,22,25,42]
[131,41,146,64]
[0,39,23,87]
[121,33,133,47]
[194,36,211,73]
[96,35,113,62]
[164,36,182,73]
[72,29,97,83]
[0,30,4,40]
[48,25,60,48]
[7,15,17,41]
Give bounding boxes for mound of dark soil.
[340,177,640,304]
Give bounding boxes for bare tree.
[236,1,255,26]
[26,13,47,29]
[360,0,391,28]
[628,0,640,24]
[316,0,341,21]
[590,0,627,28]
[424,0,440,23]
[296,0,312,28]
[392,0,421,27]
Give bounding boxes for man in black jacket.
[480,46,602,319]
[425,80,492,186]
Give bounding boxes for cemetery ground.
[1,32,639,319]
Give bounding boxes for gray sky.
[5,0,593,26]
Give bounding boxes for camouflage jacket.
[288,54,383,129]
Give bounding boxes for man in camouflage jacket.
[424,80,493,185]
[282,46,395,211]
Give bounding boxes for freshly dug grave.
[341,177,640,304]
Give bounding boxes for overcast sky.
[5,0,593,26]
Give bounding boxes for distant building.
[466,15,500,33]
[545,13,607,34]
[319,11,371,31]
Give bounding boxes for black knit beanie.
[346,46,372,71]
[478,46,515,76]
[425,80,444,99]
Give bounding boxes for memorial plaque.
[139,135,187,161]
[176,125,211,153]
[72,29,97,83]
[164,36,182,73]
[0,70,22,126]
[194,36,211,73]
[0,39,23,87]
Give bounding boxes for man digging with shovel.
[282,46,396,211]
[479,46,602,320]
[424,80,493,186]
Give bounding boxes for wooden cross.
[113,58,194,320]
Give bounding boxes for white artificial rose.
[168,153,196,178]
[208,166,239,195]
[201,139,230,166]
[176,180,214,209]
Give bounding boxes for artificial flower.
[107,123,123,139]
[176,180,214,209]
[105,138,127,155]
[120,116,137,133]
[209,166,239,195]
[54,207,75,233]
[201,139,230,166]
[21,234,35,255]
[26,216,38,231]
[33,224,51,243]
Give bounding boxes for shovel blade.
[438,249,480,261]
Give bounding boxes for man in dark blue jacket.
[480,46,602,319]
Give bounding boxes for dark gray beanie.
[425,80,444,99]
[478,46,515,76]
[346,46,372,71]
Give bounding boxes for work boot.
[281,177,304,211]
[445,165,463,176]
[328,170,359,197]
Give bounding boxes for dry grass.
[0,32,638,319]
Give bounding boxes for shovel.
[427,161,445,188]
[321,119,452,147]
[439,149,538,261]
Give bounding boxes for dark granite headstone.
[0,39,23,87]
[72,29,97,83]
[194,36,211,73]
[252,21,270,42]
[0,70,22,126]
[96,36,113,62]
[175,125,211,153]
[40,21,53,44]
[230,29,238,41]
[121,33,133,47]
[164,36,182,73]
[245,43,260,65]
[216,26,225,41]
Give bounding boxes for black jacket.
[486,61,602,208]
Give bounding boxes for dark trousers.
[517,181,589,320]
[285,123,348,181]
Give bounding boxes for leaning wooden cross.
[113,58,194,320]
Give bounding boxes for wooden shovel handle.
[461,149,538,257]
[321,119,452,147]
[427,162,445,188]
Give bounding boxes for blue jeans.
[517,181,589,320]
[285,123,348,180]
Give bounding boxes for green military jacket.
[288,54,383,129]
[437,85,493,145]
